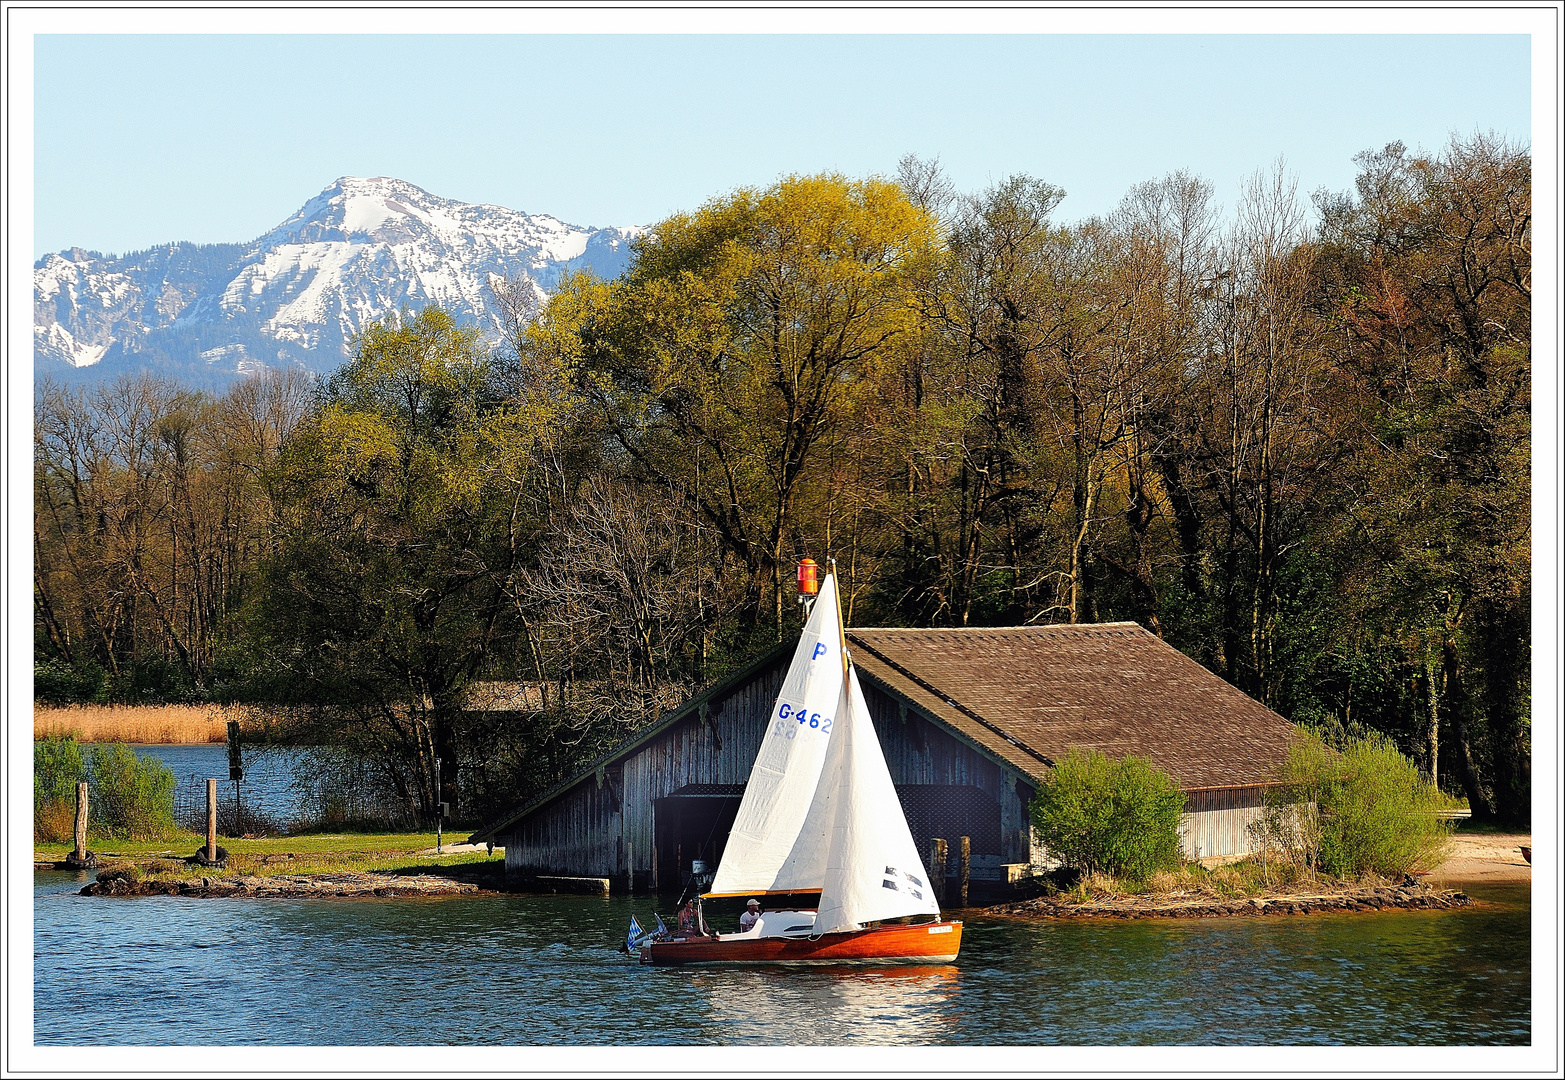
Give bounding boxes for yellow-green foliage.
[85,743,179,840]
[535,173,938,600]
[1030,748,1186,879]
[34,735,85,842]
[1263,730,1455,878]
[34,736,178,841]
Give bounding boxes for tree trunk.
[1441,638,1494,820]
[1069,458,1099,624]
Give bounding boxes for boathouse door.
[652,784,745,894]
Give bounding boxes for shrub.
[1030,748,1186,878]
[34,735,86,842]
[85,743,179,840]
[1257,730,1454,878]
[35,734,86,809]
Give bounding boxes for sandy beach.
[1426,831,1532,887]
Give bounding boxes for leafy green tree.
[539,173,938,633]
[1314,134,1530,822]
[253,307,556,817]
[1030,748,1186,878]
[34,734,86,812]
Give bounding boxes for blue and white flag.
[626,915,644,953]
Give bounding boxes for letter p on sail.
[812,642,828,660]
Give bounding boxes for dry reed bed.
[34,704,230,744]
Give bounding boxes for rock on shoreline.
[983,881,1471,920]
[81,869,482,899]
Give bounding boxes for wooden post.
[929,837,947,905]
[73,782,89,861]
[959,835,971,908]
[206,778,218,861]
[627,839,635,895]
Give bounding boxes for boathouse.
[468,623,1298,893]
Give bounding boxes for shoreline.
[41,830,1530,913]
[980,880,1472,921]
[79,869,490,899]
[976,832,1528,921]
[1423,831,1531,887]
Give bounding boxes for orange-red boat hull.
[641,921,962,966]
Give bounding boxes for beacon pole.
[435,754,443,855]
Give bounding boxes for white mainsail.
[709,571,941,933]
[707,573,847,897]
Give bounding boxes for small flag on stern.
[626,915,644,953]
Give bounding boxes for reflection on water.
[692,964,962,1043]
[32,873,1529,1046]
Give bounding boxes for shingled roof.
[847,623,1296,790]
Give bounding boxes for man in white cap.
[739,898,762,932]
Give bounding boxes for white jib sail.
[707,573,847,897]
[812,667,942,934]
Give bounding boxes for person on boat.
[739,899,762,932]
[676,899,711,940]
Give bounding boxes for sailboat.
[640,569,962,965]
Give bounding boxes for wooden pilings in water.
[929,837,948,905]
[65,782,97,870]
[74,782,89,861]
[928,836,970,907]
[207,778,218,860]
[959,835,971,908]
[191,778,226,866]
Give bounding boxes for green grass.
[36,830,503,884]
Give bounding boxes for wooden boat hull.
[641,921,962,966]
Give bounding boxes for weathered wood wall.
[500,654,1038,886]
[1179,786,1267,859]
[501,653,790,886]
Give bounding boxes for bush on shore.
[1252,730,1454,878]
[33,736,179,842]
[1030,748,1186,879]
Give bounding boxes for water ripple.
[32,874,1529,1045]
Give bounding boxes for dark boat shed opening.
[469,623,1299,895]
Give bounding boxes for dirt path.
[1425,832,1531,887]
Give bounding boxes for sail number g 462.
[773,703,833,740]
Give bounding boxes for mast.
[830,559,852,694]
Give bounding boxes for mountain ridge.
[34,177,642,387]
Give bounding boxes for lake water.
[126,743,304,826]
[31,873,1529,1046]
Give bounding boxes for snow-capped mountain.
[34,177,641,386]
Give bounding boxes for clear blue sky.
[34,34,1530,258]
